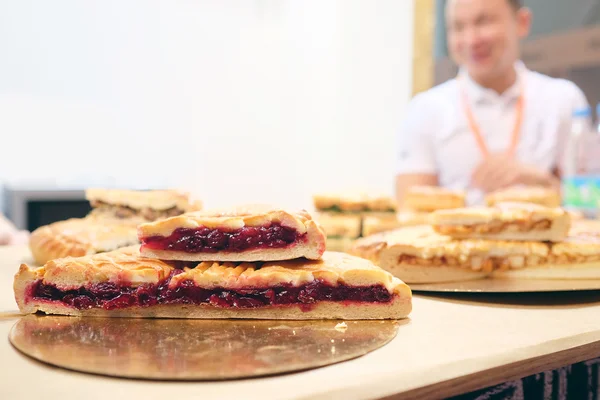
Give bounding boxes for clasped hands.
[471,153,558,193]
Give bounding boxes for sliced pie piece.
[350,225,549,283]
[14,247,412,320]
[313,193,396,213]
[138,206,327,262]
[361,214,401,237]
[314,212,361,253]
[365,196,397,213]
[485,186,561,208]
[431,202,571,242]
[325,237,356,253]
[315,212,362,239]
[29,218,140,265]
[29,189,201,265]
[313,193,366,213]
[403,186,466,212]
[492,226,600,280]
[86,188,202,221]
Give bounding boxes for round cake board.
[410,279,600,293]
[9,315,400,380]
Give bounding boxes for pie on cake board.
[14,247,412,320]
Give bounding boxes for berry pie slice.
[137,206,327,262]
[14,247,412,320]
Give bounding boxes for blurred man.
[396,0,588,206]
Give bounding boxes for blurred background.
[2,0,600,231]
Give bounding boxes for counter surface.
[2,245,600,400]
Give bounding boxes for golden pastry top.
[403,186,466,212]
[312,193,397,213]
[18,247,410,296]
[30,217,139,254]
[85,189,202,212]
[351,225,550,260]
[137,206,324,238]
[485,186,561,207]
[431,202,568,226]
[20,246,172,289]
[314,212,362,238]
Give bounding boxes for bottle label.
[562,176,600,208]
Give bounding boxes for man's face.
[446,0,530,81]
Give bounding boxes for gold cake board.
[9,315,401,380]
[410,279,600,293]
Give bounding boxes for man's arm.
[394,93,440,207]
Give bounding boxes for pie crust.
[86,189,202,220]
[350,225,600,283]
[325,237,356,253]
[29,189,201,265]
[28,217,140,265]
[361,214,401,237]
[315,212,362,239]
[431,202,570,242]
[138,206,327,261]
[14,247,412,320]
[403,186,466,212]
[313,194,396,213]
[485,186,561,208]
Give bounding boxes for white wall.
[0,0,414,210]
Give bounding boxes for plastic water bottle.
[562,106,600,217]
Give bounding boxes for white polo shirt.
[396,61,589,205]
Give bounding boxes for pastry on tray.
[485,186,561,208]
[431,202,570,242]
[314,212,361,253]
[361,214,401,237]
[350,224,600,283]
[86,188,202,221]
[492,228,600,280]
[29,189,202,265]
[138,206,327,262]
[14,247,412,320]
[29,218,140,266]
[349,225,549,284]
[313,194,396,213]
[315,213,362,240]
[325,237,357,253]
[402,186,466,212]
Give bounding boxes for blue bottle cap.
[573,107,592,117]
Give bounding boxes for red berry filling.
[141,223,304,253]
[30,271,393,311]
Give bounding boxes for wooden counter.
[1,245,600,399]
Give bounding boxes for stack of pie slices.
[15,205,412,320]
[351,201,600,284]
[28,189,203,265]
[313,193,399,252]
[397,186,467,228]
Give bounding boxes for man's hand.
[471,154,559,193]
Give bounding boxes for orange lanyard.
[459,77,525,158]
